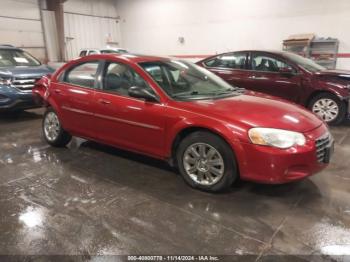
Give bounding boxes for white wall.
[116,0,350,69]
[64,0,119,18]
[63,0,122,60]
[0,0,46,62]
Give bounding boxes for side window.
[89,50,98,55]
[79,50,87,57]
[252,54,293,73]
[204,53,247,69]
[103,62,154,97]
[64,61,99,88]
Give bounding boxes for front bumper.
[0,88,38,111]
[237,124,332,184]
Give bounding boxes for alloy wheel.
[44,112,60,142]
[183,143,224,186]
[312,98,339,122]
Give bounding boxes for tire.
[176,131,238,192]
[42,107,72,147]
[308,93,346,125]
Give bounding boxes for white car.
[79,49,99,57]
[100,48,128,54]
[79,48,128,57]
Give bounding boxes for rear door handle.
[54,89,61,94]
[98,99,111,105]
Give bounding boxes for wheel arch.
[42,98,69,130]
[169,125,240,170]
[306,90,348,125]
[305,90,341,107]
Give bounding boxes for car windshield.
[0,49,41,67]
[283,52,325,72]
[101,49,128,54]
[139,60,239,100]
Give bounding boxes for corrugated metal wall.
[64,13,121,60]
[0,0,46,62]
[63,0,121,60]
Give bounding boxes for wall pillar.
[46,0,66,61]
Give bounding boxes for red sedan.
[197,50,350,125]
[33,54,334,192]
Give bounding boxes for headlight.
[248,128,306,149]
[0,77,12,86]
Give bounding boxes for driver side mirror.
[279,67,295,76]
[128,86,159,102]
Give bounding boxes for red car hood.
[175,92,323,133]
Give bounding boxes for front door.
[246,52,301,102]
[93,61,166,157]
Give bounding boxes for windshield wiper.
[211,87,238,96]
[172,87,239,99]
[172,91,200,98]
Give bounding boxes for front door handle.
[54,89,61,94]
[249,75,267,80]
[98,99,111,105]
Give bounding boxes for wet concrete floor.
[0,109,349,261]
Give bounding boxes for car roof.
[80,48,99,51]
[246,50,290,56]
[0,45,21,51]
[84,53,171,63]
[220,50,290,56]
[199,50,291,62]
[101,48,127,51]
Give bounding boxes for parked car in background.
[33,54,333,192]
[79,47,128,57]
[79,48,99,57]
[100,48,128,54]
[197,50,350,125]
[0,45,54,112]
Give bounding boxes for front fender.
[314,79,350,101]
[164,115,248,169]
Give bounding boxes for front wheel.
[309,93,346,125]
[43,108,72,147]
[176,131,238,192]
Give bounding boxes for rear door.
[53,60,102,138]
[201,52,251,88]
[245,52,301,102]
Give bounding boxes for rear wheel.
[309,93,346,125]
[176,131,237,192]
[43,108,71,147]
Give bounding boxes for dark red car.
[33,54,333,192]
[197,51,350,125]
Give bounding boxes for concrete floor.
[0,109,349,261]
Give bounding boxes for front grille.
[315,133,331,163]
[12,77,40,92]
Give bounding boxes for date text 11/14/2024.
[127,255,220,261]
